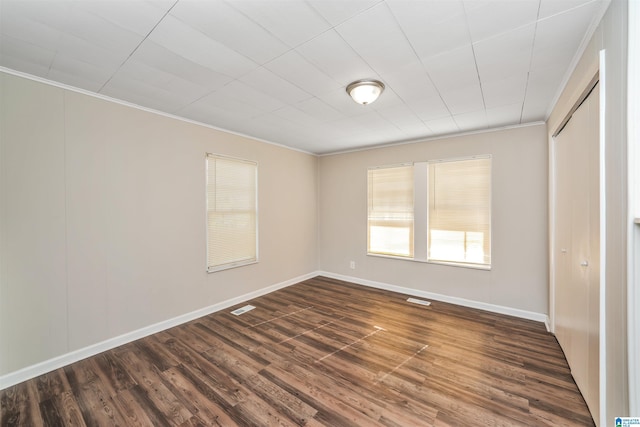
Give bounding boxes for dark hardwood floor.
[1,276,594,426]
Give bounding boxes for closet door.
[553,83,600,424]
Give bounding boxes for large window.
[367,156,491,268]
[367,165,414,257]
[206,154,258,272]
[428,157,491,266]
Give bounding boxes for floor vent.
[407,297,431,306]
[231,305,256,315]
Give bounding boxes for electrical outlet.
[349,261,355,269]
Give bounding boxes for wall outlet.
[349,261,355,269]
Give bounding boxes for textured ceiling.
[0,0,609,154]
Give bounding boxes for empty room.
[1,0,638,425]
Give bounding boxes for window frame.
[367,163,415,258]
[366,155,492,270]
[205,153,259,273]
[426,155,492,268]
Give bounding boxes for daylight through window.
[367,165,414,257]
[428,157,491,266]
[206,154,258,272]
[367,156,491,268]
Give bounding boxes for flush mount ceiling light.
[346,79,385,105]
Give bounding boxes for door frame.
[627,0,640,415]
[548,54,606,426]
[549,69,601,333]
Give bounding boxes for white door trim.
[627,0,640,415]
[598,48,607,427]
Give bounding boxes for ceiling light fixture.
[346,79,385,105]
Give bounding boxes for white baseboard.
[319,271,550,325]
[0,271,318,390]
[1,270,551,390]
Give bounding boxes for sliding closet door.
[553,83,600,424]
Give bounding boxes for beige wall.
[548,0,629,420]
[318,124,549,315]
[0,72,318,376]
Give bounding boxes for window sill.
[367,253,491,271]
[207,259,258,273]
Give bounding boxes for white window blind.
[427,157,491,266]
[367,165,414,257]
[206,154,257,272]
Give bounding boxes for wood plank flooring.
[1,276,594,426]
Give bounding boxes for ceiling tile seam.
[165,13,261,74]
[97,0,179,93]
[466,5,544,46]
[371,108,409,137]
[330,23,385,82]
[0,67,317,156]
[388,3,461,131]
[68,4,146,51]
[215,4,313,71]
[241,0,384,57]
[465,0,604,48]
[319,121,547,157]
[290,27,378,86]
[302,0,333,28]
[301,97,347,122]
[222,0,302,55]
[197,12,352,105]
[216,0,385,100]
[326,14,433,132]
[270,103,329,127]
[3,7,70,75]
[106,2,286,117]
[537,0,602,25]
[154,70,245,116]
[234,0,379,89]
[305,0,385,29]
[75,5,146,40]
[519,0,543,124]
[259,55,338,100]
[462,0,488,123]
[371,86,436,134]
[0,30,59,74]
[543,0,611,120]
[253,23,379,96]
[172,84,281,119]
[375,3,454,132]
[43,14,69,76]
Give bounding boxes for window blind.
[206,154,257,272]
[427,157,491,265]
[367,165,414,257]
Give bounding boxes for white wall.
[0,72,318,377]
[318,124,549,316]
[547,0,629,420]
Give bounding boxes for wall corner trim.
[318,271,550,325]
[0,271,320,391]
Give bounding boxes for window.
[427,157,491,266]
[206,154,258,272]
[367,156,491,268]
[367,165,414,257]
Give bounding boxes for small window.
[206,154,258,272]
[367,164,414,257]
[427,157,491,266]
